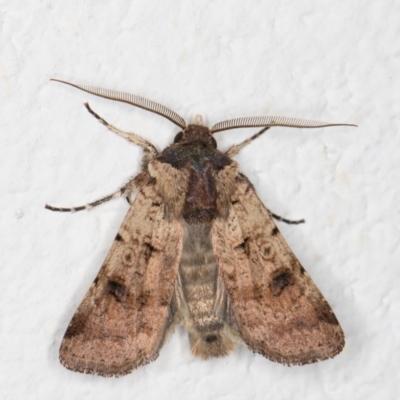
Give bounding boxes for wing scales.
[212,177,344,365]
[59,182,183,377]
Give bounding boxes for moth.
[47,79,355,377]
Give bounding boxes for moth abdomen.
[179,256,217,283]
[189,329,236,359]
[176,222,238,358]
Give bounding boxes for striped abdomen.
[178,223,236,358]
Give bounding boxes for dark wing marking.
[60,182,183,377]
[212,176,344,365]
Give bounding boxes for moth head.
[173,114,217,148]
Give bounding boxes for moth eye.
[173,131,184,143]
[270,269,294,296]
[210,135,217,148]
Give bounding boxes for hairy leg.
[45,172,148,212]
[225,127,270,157]
[84,102,158,156]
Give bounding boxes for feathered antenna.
[211,116,357,133]
[51,79,187,129]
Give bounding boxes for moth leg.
[225,127,270,157]
[84,102,159,156]
[45,172,147,212]
[268,209,305,225]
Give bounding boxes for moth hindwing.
[48,80,353,377]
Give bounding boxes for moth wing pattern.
[212,176,345,365]
[60,181,183,377]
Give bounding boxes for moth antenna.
[51,78,187,129]
[211,116,357,133]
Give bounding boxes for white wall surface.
[1,1,399,399]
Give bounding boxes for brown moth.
[47,79,355,377]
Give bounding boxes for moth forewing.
[48,80,351,376]
[58,183,183,377]
[212,177,344,365]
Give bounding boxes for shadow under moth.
[47,79,355,377]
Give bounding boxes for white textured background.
[1,1,399,399]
